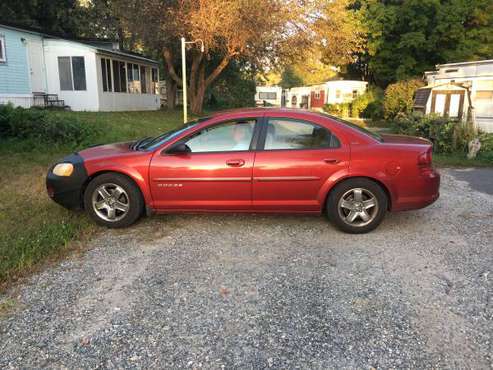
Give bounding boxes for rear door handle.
[324,158,341,164]
[226,159,245,167]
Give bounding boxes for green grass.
[434,153,493,168]
[0,109,185,288]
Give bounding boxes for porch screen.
[140,66,147,94]
[112,60,127,92]
[101,58,112,92]
[112,60,120,91]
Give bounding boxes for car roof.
[206,107,326,120]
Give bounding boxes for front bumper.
[46,153,88,209]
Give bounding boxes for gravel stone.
[0,169,492,369]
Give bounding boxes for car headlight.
[52,163,74,177]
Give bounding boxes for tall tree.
[0,0,85,37]
[114,0,310,114]
[361,0,493,86]
[312,0,367,67]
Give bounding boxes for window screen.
[0,36,6,62]
[72,56,86,90]
[259,92,277,100]
[58,57,73,90]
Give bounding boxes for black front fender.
[46,153,88,210]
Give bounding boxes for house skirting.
[0,94,33,108]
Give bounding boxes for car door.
[253,116,349,212]
[149,118,259,211]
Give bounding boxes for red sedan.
[46,108,440,233]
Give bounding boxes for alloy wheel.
[337,188,379,227]
[91,183,130,222]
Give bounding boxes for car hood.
[78,141,137,160]
[380,134,432,146]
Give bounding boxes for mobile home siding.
[0,27,32,94]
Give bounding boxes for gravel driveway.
[1,169,492,369]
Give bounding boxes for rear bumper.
[392,169,440,212]
[46,153,88,210]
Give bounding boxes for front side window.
[0,35,6,63]
[58,56,86,91]
[264,119,339,150]
[184,120,256,153]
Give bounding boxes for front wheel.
[327,179,388,234]
[84,173,144,228]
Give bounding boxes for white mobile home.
[309,80,368,109]
[415,59,493,132]
[255,86,283,107]
[285,86,312,109]
[0,22,160,111]
[285,80,368,110]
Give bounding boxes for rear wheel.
[327,178,388,234]
[84,173,144,228]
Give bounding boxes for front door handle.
[324,158,341,164]
[226,159,245,167]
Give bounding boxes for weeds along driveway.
[0,170,492,369]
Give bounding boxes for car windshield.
[138,117,209,150]
[321,113,383,142]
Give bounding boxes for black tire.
[84,173,144,228]
[326,178,388,234]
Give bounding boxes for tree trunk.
[189,61,207,115]
[163,47,234,115]
[165,76,176,110]
[190,81,206,115]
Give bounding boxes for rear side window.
[264,118,340,150]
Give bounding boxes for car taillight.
[418,148,432,167]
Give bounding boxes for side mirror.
[166,142,192,155]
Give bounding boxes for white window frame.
[0,35,6,63]
[58,56,87,91]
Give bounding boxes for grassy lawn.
[434,153,493,167]
[0,109,185,289]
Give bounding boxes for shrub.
[323,103,351,117]
[383,79,424,119]
[390,112,476,154]
[479,132,493,153]
[0,105,100,146]
[351,87,384,120]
